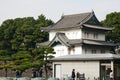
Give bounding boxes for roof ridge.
[63,12,92,17]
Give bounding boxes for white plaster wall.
[49,29,82,41]
[98,33,105,41]
[82,48,91,54]
[49,31,56,41]
[82,31,105,41]
[74,46,82,55]
[69,46,82,55]
[49,29,105,41]
[53,61,100,79]
[83,48,100,54]
[65,29,82,39]
[82,47,111,54]
[53,45,68,57]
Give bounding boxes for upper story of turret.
[42,11,112,42]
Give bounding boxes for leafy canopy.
[101,12,120,43]
[0,14,54,76]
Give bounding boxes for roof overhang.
[83,24,113,31]
[51,53,120,61]
[83,39,116,47]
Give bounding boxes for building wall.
[49,29,82,41]
[82,29,105,41]
[53,43,111,56]
[53,61,100,79]
[82,46,111,54]
[53,45,68,57]
[49,28,105,41]
[74,46,82,55]
[53,45,82,57]
[49,31,56,41]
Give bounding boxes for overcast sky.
[0,0,120,24]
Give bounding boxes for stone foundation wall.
[0,67,52,78]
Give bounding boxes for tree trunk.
[5,68,7,77]
[19,71,23,77]
[45,64,48,78]
[4,61,7,77]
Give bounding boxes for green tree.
[101,12,120,43]
[0,14,54,77]
[10,51,32,77]
[0,50,12,77]
[0,20,14,77]
[35,46,55,78]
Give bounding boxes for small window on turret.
[85,49,87,54]
[92,49,96,54]
[84,32,89,38]
[93,33,98,39]
[101,50,105,53]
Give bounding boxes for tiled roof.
[83,39,116,46]
[42,11,112,31]
[36,41,50,46]
[68,39,115,46]
[51,53,120,61]
[83,24,113,31]
[42,12,93,30]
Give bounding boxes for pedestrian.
[32,70,36,78]
[76,72,80,79]
[38,69,43,77]
[71,69,75,80]
[32,68,37,78]
[16,70,20,80]
[110,70,113,80]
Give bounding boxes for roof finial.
[91,9,94,14]
[61,13,64,18]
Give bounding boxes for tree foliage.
[35,46,55,78]
[0,14,54,76]
[101,12,120,43]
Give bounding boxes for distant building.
[38,11,120,80]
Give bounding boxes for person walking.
[110,70,113,80]
[38,69,43,77]
[16,70,20,80]
[71,69,75,80]
[76,72,80,80]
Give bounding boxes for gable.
[51,41,62,47]
[85,14,101,25]
[49,33,70,47]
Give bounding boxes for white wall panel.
[53,61,100,79]
[49,29,82,41]
[53,45,68,57]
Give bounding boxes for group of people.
[32,69,43,78]
[71,69,85,80]
[72,69,113,80]
[15,68,43,78]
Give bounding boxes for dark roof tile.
[43,12,93,30]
